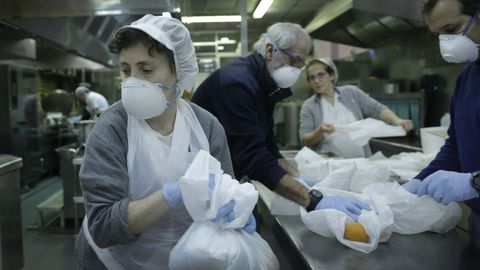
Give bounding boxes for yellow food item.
[344,222,369,243]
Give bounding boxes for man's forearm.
[274,174,310,207]
[278,158,299,177]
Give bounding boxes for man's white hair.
[253,22,312,57]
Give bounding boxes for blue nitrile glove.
[416,170,479,205]
[402,179,422,194]
[295,176,318,187]
[163,181,182,208]
[209,174,257,233]
[315,195,371,222]
[208,174,236,223]
[212,200,236,223]
[243,213,256,234]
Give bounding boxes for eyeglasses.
[279,49,306,69]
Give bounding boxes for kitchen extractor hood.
[305,0,425,48]
[0,0,180,67]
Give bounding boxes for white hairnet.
[122,14,198,94]
[315,58,339,84]
[75,86,89,97]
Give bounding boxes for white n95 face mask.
[121,77,178,119]
[439,34,479,63]
[268,37,303,88]
[271,65,303,88]
[439,9,480,63]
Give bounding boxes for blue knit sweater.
[416,61,480,213]
[192,53,291,189]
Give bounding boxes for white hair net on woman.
[316,58,339,84]
[122,14,198,94]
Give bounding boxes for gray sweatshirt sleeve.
[299,98,322,148]
[79,105,138,248]
[352,86,386,119]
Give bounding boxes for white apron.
[320,94,365,158]
[83,99,209,270]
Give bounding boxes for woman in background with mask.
[74,15,255,270]
[299,58,413,158]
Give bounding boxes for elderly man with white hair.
[75,84,109,118]
[192,23,371,222]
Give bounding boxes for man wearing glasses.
[192,22,371,222]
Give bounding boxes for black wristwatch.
[471,172,480,190]
[306,189,323,212]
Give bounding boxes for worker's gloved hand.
[162,181,182,208]
[208,174,236,222]
[316,195,371,222]
[416,170,479,205]
[294,175,318,187]
[210,194,257,234]
[243,213,256,234]
[213,200,236,223]
[402,179,422,194]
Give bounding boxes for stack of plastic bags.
[272,147,461,253]
[169,150,279,270]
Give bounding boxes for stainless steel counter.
[252,181,480,270]
[370,137,422,157]
[0,155,24,270]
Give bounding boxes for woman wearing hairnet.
[299,58,413,158]
[74,15,254,269]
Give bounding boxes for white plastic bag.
[300,187,394,254]
[300,183,461,253]
[363,182,462,234]
[335,118,406,146]
[169,150,279,270]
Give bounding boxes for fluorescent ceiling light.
[193,39,237,47]
[218,46,225,50]
[94,9,122,16]
[218,39,236,44]
[182,15,241,24]
[162,12,172,17]
[193,42,216,46]
[253,0,273,19]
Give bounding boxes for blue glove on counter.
[402,179,422,194]
[294,176,318,187]
[316,195,371,222]
[416,170,479,205]
[163,181,182,208]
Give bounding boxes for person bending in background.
[75,83,109,119]
[75,15,254,270]
[299,58,413,158]
[192,22,370,223]
[403,0,480,248]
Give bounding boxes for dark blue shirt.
[416,61,480,213]
[192,53,291,189]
